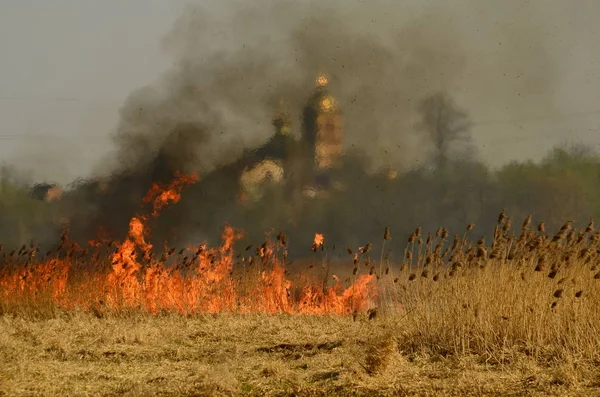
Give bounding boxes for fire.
[87,226,112,247]
[0,174,387,316]
[312,233,325,252]
[143,172,199,216]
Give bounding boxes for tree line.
[0,92,598,261]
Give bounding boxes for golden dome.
[315,73,329,87]
[319,95,337,112]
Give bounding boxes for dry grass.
[2,211,600,395]
[1,311,599,396]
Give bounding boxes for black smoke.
[3,0,585,261]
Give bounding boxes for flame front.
[0,174,382,316]
[314,233,325,247]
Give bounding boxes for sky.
[0,0,186,183]
[0,0,599,185]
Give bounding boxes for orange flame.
[312,233,325,252]
[314,233,325,247]
[143,172,199,216]
[0,174,386,316]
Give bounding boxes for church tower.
[301,73,344,170]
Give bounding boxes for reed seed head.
[538,222,545,233]
[503,218,512,232]
[476,247,487,258]
[498,209,506,224]
[522,214,532,231]
[415,227,422,237]
[383,227,391,241]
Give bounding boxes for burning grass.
[2,176,600,395]
[0,174,380,317]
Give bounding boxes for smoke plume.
[109,0,561,175]
[10,0,578,258]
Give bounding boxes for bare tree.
[418,92,472,169]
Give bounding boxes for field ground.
[2,312,599,397]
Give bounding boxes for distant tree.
[496,157,592,229]
[540,143,600,221]
[417,92,472,169]
[542,143,599,171]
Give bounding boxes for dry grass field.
[2,178,600,395]
[1,309,600,396]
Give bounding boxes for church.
[239,73,345,203]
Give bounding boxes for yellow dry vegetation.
[2,212,600,395]
[0,310,599,396]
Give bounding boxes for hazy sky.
[0,0,187,183]
[0,0,599,184]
